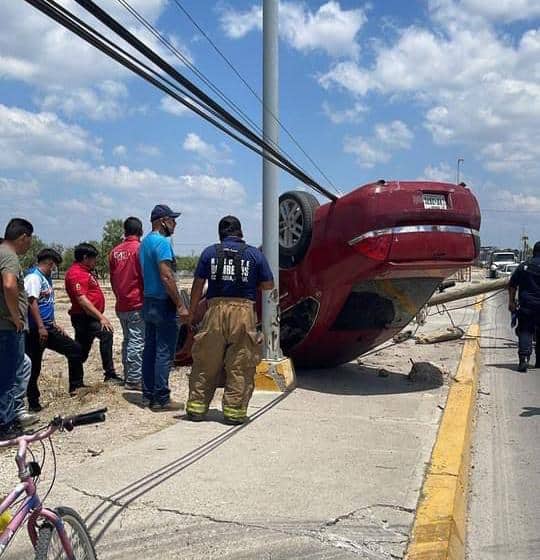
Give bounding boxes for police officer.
[508,241,540,372]
[186,216,274,424]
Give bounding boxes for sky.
[1,0,539,254]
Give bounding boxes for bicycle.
[0,408,107,559]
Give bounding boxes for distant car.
[488,251,517,278]
[177,180,480,368]
[499,263,519,276]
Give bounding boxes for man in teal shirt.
[140,205,188,410]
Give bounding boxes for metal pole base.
[255,358,296,392]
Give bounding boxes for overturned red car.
[177,180,480,368]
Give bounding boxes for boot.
[518,356,529,372]
[535,355,540,369]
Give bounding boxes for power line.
[114,0,328,196]
[74,0,337,201]
[24,0,336,195]
[170,0,341,195]
[25,0,338,201]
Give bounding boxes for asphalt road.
[467,291,540,559]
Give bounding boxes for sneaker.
[141,396,152,408]
[150,400,185,412]
[69,384,88,396]
[518,357,529,372]
[185,412,205,422]
[104,374,124,386]
[125,382,142,392]
[223,417,248,426]
[16,412,40,428]
[0,422,23,440]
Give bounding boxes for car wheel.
[279,191,320,268]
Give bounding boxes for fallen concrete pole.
[427,277,509,307]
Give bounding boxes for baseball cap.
[150,204,181,222]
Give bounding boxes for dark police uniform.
[509,255,540,364]
[186,236,273,422]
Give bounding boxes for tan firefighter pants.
[187,298,262,421]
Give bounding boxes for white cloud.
[137,144,161,157]
[39,81,128,120]
[160,96,190,117]
[343,120,413,168]
[343,136,390,168]
[113,145,127,157]
[322,101,367,124]
[183,133,232,164]
[0,2,192,120]
[0,177,40,199]
[221,1,366,58]
[0,104,102,171]
[374,120,413,149]
[420,163,454,182]
[432,0,540,24]
[319,7,540,181]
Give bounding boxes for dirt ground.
[0,283,196,496]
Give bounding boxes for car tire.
[279,191,320,268]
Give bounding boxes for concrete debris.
[415,326,464,344]
[408,362,444,385]
[392,330,414,343]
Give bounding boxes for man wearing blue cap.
[139,204,188,410]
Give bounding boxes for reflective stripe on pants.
[188,298,261,418]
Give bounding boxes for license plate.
[423,193,447,210]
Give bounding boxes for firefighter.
[509,241,540,372]
[186,216,274,424]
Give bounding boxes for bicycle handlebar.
[0,408,108,448]
[63,408,107,431]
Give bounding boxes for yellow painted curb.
[406,308,482,559]
[255,358,296,392]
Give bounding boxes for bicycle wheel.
[34,506,97,560]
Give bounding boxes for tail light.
[351,233,392,261]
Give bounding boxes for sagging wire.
[71,0,338,200]
[169,0,342,196]
[24,0,336,200]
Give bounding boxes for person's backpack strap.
[233,245,248,288]
[215,244,225,283]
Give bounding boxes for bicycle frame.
[0,427,75,559]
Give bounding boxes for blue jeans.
[0,330,25,426]
[117,310,145,384]
[142,298,178,405]
[14,354,31,417]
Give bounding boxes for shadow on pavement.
[520,407,540,417]
[85,391,291,543]
[296,362,443,395]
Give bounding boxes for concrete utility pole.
[262,0,281,360]
[456,157,464,184]
[258,0,295,391]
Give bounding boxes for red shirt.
[65,262,105,316]
[108,236,144,312]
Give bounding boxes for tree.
[20,236,46,271]
[97,219,124,277]
[176,256,199,273]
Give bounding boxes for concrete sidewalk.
[5,300,480,559]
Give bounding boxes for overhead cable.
[30,0,338,201]
[167,0,342,195]
[114,0,325,193]
[23,0,337,190]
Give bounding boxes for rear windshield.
[492,253,515,263]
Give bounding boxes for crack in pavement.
[69,484,412,558]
